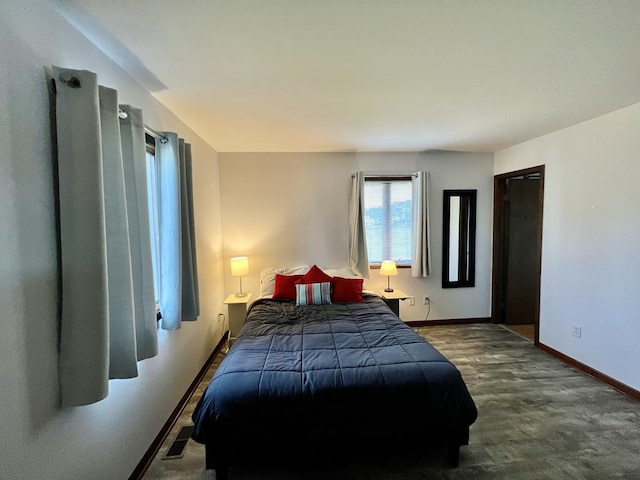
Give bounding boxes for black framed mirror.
[442,190,477,288]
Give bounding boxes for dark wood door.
[504,178,539,324]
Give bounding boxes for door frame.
[491,165,545,345]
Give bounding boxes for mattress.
[192,294,477,455]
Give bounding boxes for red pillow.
[272,274,304,300]
[296,265,333,284]
[332,277,364,303]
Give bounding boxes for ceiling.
[58,0,640,153]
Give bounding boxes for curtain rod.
[117,108,169,144]
[144,125,169,144]
[352,173,418,178]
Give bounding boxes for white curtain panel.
[348,171,370,278]
[53,66,157,407]
[411,171,432,277]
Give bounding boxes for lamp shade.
[230,256,249,277]
[379,260,398,276]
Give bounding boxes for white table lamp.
[230,256,249,297]
[380,260,398,292]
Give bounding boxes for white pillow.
[259,265,310,298]
[323,266,360,278]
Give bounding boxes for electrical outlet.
[423,295,430,305]
[408,296,415,306]
[572,324,582,338]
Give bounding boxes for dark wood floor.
[144,324,640,480]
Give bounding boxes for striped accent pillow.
[295,282,332,306]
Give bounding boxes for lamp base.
[384,287,394,292]
[234,292,248,297]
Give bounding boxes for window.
[145,133,161,318]
[364,177,413,266]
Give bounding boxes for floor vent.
[162,425,194,460]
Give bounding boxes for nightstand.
[223,293,252,349]
[377,289,409,317]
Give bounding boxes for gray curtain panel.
[54,67,110,407]
[119,105,158,360]
[155,133,200,329]
[348,171,370,278]
[156,132,182,329]
[53,66,158,407]
[99,86,138,380]
[411,171,432,277]
[179,140,199,320]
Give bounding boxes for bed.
[191,266,477,479]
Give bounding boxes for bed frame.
[204,425,470,479]
[192,294,476,479]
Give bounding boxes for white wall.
[0,1,225,479]
[495,102,640,391]
[219,151,494,321]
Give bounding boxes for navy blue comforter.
[191,294,477,454]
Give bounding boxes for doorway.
[492,166,544,344]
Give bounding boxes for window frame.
[145,133,162,320]
[363,175,414,269]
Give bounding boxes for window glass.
[364,178,412,266]
[145,139,161,310]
